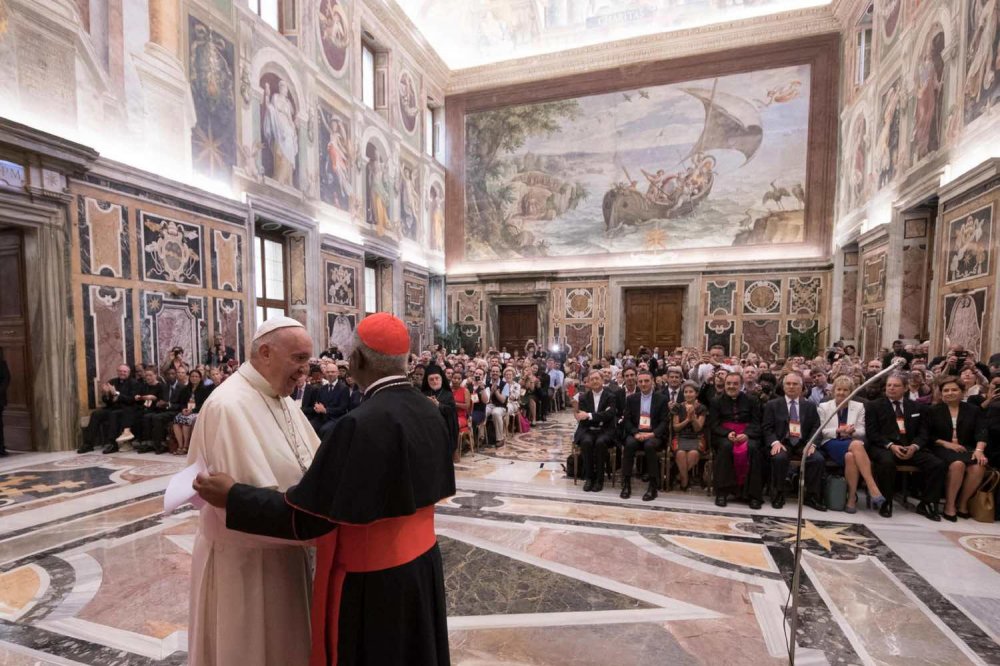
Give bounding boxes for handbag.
[970,468,999,523]
[519,413,531,433]
[823,475,847,512]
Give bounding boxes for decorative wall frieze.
[445,7,840,93]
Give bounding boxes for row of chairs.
[571,435,715,495]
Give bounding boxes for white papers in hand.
[164,456,209,513]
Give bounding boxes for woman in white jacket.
[817,375,885,513]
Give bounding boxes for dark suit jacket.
[865,397,923,449]
[709,392,762,442]
[573,389,617,444]
[762,396,820,449]
[882,350,914,369]
[918,402,987,451]
[302,381,351,423]
[623,391,669,439]
[103,377,140,409]
[0,358,9,408]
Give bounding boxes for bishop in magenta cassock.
[194,312,455,666]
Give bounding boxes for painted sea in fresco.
[464,64,811,260]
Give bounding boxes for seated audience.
[764,372,825,511]
[919,376,989,522]
[817,376,884,513]
[710,371,763,509]
[81,364,140,454]
[485,365,508,445]
[135,366,168,453]
[671,380,707,492]
[620,369,669,501]
[574,370,617,492]
[172,369,213,456]
[907,368,933,405]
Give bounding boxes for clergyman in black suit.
[573,370,618,492]
[763,372,826,511]
[620,369,669,501]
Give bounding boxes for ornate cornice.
[444,6,841,94]
[362,1,450,93]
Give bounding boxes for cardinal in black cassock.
[194,312,455,666]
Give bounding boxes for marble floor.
[2,413,1000,665]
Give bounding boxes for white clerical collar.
[240,361,279,399]
[365,374,408,394]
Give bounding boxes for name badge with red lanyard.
[896,417,906,435]
[639,414,651,430]
[789,420,801,438]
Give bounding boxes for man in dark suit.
[763,372,825,511]
[535,362,550,422]
[206,333,237,367]
[866,373,945,520]
[882,339,914,369]
[304,362,351,439]
[81,364,141,454]
[710,371,764,509]
[574,370,618,492]
[620,369,669,501]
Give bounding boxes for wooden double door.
[0,229,31,450]
[624,288,684,352]
[497,304,538,354]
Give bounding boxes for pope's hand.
[193,472,235,508]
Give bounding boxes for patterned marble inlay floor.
[0,448,999,665]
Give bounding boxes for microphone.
[786,358,902,663]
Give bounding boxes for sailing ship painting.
[464,64,810,261]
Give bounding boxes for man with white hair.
[195,312,454,665]
[187,316,319,666]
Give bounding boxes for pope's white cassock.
[186,360,319,666]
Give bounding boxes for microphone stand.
[786,357,905,664]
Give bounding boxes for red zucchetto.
[356,312,410,355]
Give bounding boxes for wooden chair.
[458,428,475,457]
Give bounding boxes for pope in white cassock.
[186,316,318,666]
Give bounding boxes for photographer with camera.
[161,346,191,377]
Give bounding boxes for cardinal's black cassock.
[224,374,456,665]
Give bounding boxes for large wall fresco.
[189,15,237,181]
[464,64,811,261]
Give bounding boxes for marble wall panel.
[741,319,780,362]
[459,324,482,354]
[288,234,306,305]
[140,292,207,369]
[900,242,928,339]
[564,288,594,319]
[405,279,427,321]
[841,268,858,341]
[742,279,782,315]
[788,276,821,316]
[211,229,242,292]
[81,285,135,409]
[861,309,884,361]
[705,280,736,316]
[139,212,203,287]
[378,262,393,312]
[77,197,129,278]
[564,322,594,356]
[704,318,735,355]
[862,251,887,306]
[454,289,482,322]
[215,297,245,361]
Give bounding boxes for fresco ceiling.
[395,0,832,69]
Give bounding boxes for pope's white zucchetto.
[252,316,304,342]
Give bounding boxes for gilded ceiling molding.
[445,7,841,94]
